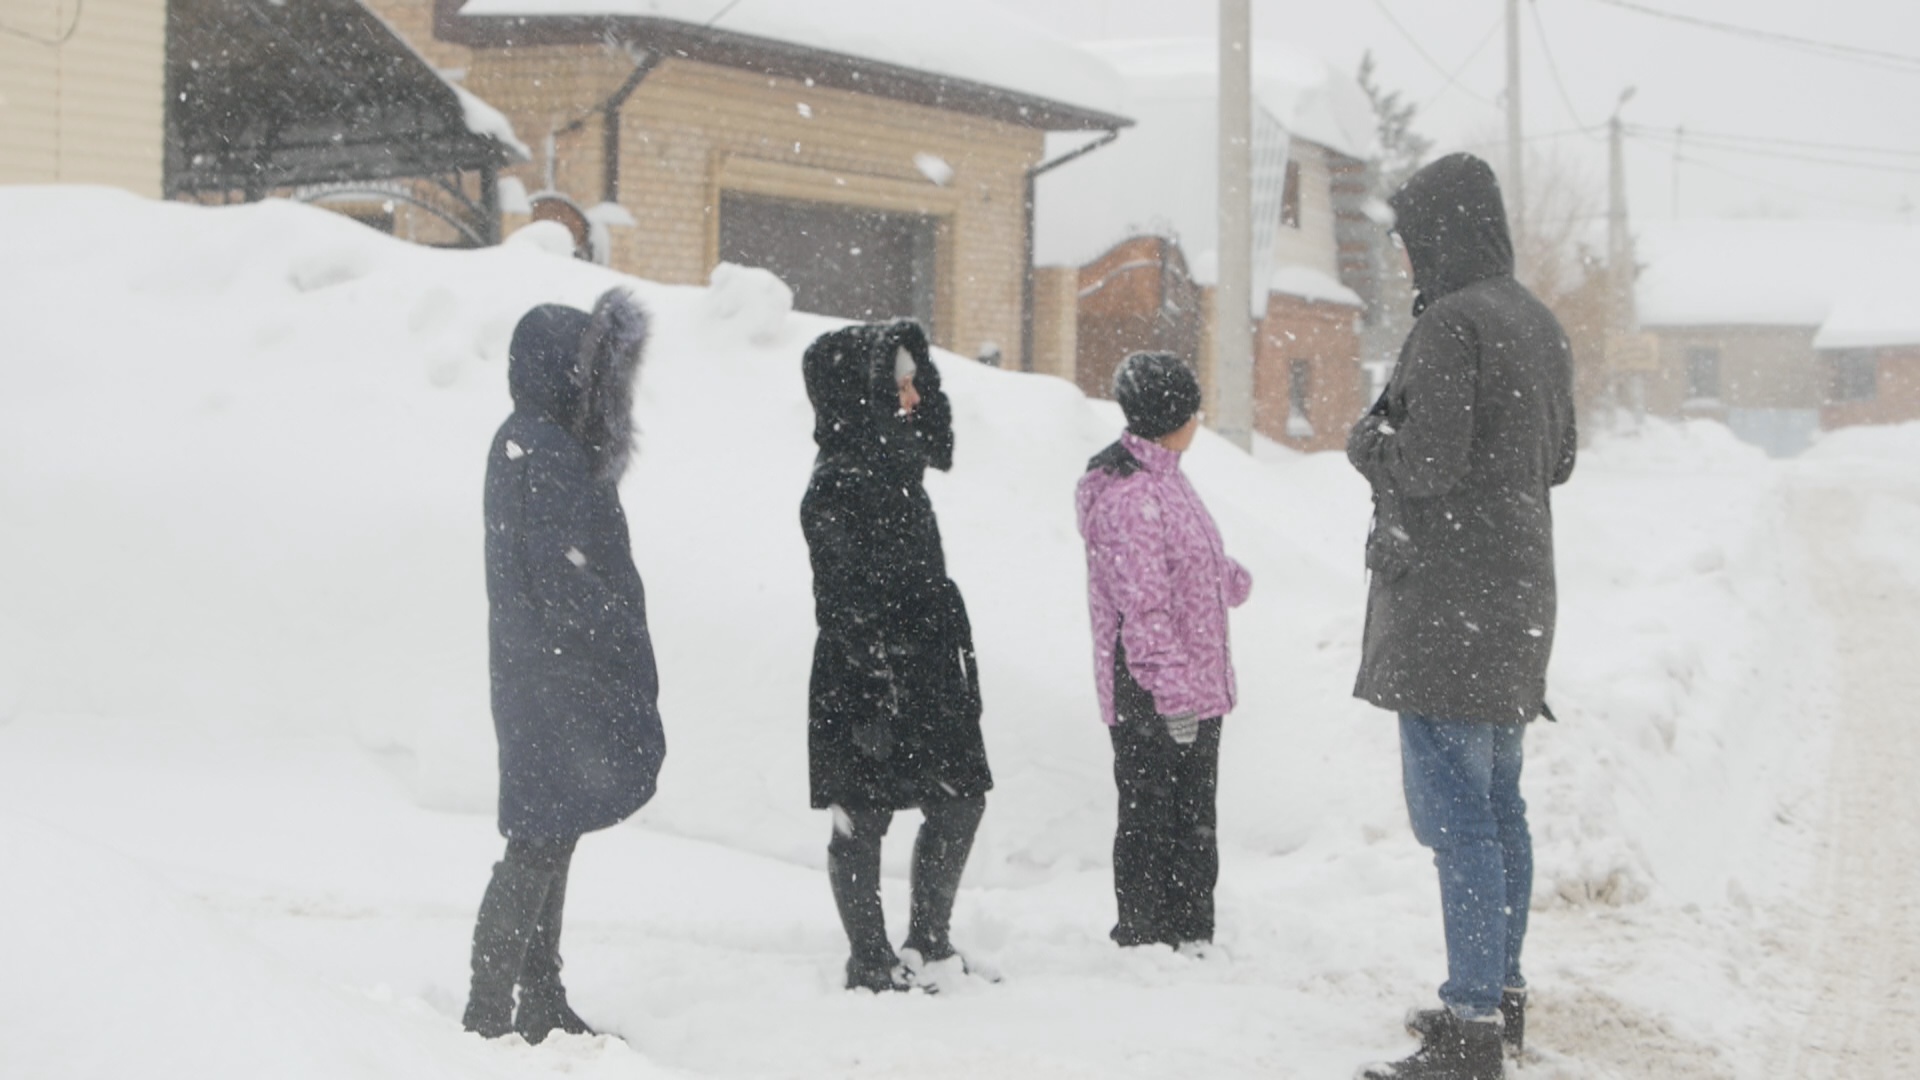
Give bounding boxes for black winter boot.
[461,857,554,1038]
[1405,988,1526,1055]
[901,797,984,964]
[1359,1011,1503,1080]
[828,810,903,991]
[514,869,594,1044]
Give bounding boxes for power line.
[1627,127,1920,176]
[1528,0,1602,139]
[1420,13,1505,110]
[1671,153,1907,213]
[1369,0,1500,108]
[0,0,82,45]
[1625,125,1920,160]
[1586,0,1920,75]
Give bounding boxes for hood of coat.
[506,289,650,481]
[1389,153,1515,314]
[803,319,945,467]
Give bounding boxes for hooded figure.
[1348,154,1575,1080]
[799,319,991,993]
[465,288,663,1042]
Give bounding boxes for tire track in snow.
[1782,480,1920,1077]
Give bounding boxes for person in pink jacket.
[1075,351,1253,951]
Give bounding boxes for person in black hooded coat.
[463,288,665,1042]
[800,318,992,992]
[1348,154,1575,1080]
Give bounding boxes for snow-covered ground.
[1,187,1914,1078]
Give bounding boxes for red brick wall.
[1823,347,1920,430]
[1074,236,1204,401]
[1255,293,1364,453]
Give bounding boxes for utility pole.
[1505,0,1525,253]
[1671,124,1684,218]
[1607,89,1634,330]
[1214,0,1254,451]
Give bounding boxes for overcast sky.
[991,0,1920,227]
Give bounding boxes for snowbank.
[0,188,1839,1077]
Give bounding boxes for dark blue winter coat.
[484,302,665,840]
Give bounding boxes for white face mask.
[893,346,917,384]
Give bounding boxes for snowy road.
[1780,473,1920,1078]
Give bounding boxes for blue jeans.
[1399,713,1532,1019]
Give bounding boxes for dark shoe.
[1360,1011,1502,1079]
[462,857,555,1038]
[515,985,595,1044]
[844,955,910,993]
[1405,988,1525,1055]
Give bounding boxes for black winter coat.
[485,302,664,839]
[800,320,992,810]
[1347,154,1577,723]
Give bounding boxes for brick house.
[1634,220,1920,455]
[411,0,1130,370]
[1031,40,1378,453]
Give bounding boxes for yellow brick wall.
[0,0,164,195]
[1029,266,1079,382]
[466,50,1044,365]
[357,0,472,75]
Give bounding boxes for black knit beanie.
[1113,351,1202,440]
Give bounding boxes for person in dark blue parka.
[463,288,665,1043]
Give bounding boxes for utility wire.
[1669,152,1906,213]
[1625,124,1920,160]
[1,0,82,45]
[1420,13,1506,110]
[1627,127,1920,175]
[1586,0,1920,75]
[1528,0,1602,139]
[1369,0,1500,108]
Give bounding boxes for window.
[1286,359,1315,438]
[1827,350,1878,403]
[1280,160,1301,229]
[1685,346,1721,401]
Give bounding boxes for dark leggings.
[827,796,986,969]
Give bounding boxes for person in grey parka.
[1348,154,1576,1080]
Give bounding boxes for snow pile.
[455,0,1127,121]
[0,187,1838,1077]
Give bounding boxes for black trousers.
[1110,714,1222,946]
[827,796,985,971]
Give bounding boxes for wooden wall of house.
[0,0,164,195]
[1643,325,1823,417]
[1267,141,1342,281]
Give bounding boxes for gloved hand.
[1163,713,1200,746]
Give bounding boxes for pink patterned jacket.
[1076,431,1253,727]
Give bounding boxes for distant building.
[1032,39,1378,453]
[1,0,524,244]
[410,0,1131,371]
[1634,220,1920,455]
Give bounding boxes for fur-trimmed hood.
[801,318,952,473]
[507,288,649,481]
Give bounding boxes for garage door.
[719,192,939,334]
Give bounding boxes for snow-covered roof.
[452,85,529,159]
[1088,38,1375,162]
[1033,38,1375,290]
[1636,220,1920,340]
[456,0,1128,127]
